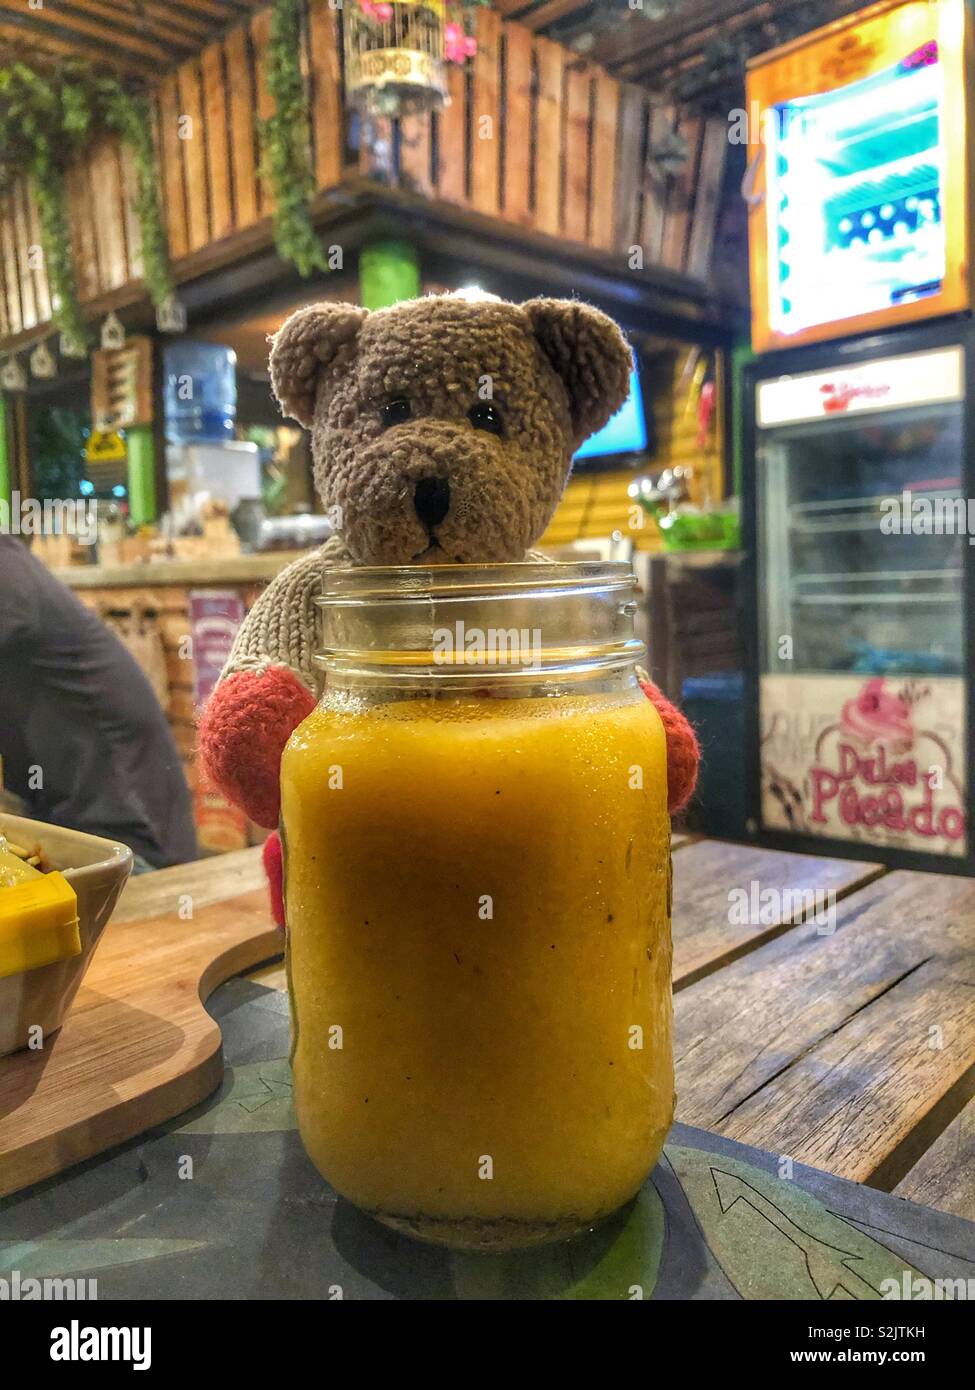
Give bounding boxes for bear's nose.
[413,476,451,528]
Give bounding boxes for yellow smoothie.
[280,690,673,1249]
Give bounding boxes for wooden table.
[115,836,975,1225]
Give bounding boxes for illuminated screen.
[574,369,648,461]
[768,40,945,337]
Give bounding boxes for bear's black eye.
[468,402,504,436]
[381,398,412,429]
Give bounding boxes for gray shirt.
[0,536,197,867]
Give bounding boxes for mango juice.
[280,690,673,1249]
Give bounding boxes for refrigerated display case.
[746,0,970,353]
[742,323,972,870]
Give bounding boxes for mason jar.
[280,563,673,1251]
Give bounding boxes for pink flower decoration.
[445,21,476,64]
[360,0,394,20]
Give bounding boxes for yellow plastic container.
[0,815,133,1055]
[281,564,674,1250]
[0,842,81,979]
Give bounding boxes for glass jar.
[280,563,673,1251]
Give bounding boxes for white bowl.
[0,813,133,1056]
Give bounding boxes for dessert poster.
[760,674,967,857]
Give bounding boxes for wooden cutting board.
[0,887,281,1199]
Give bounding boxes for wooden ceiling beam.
[591,0,749,68]
[613,0,866,87]
[0,21,159,79]
[0,4,178,63]
[611,3,778,83]
[518,0,592,32]
[160,0,243,19]
[490,0,538,16]
[180,0,260,17]
[76,0,215,46]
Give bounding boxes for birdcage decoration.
[344,0,449,118]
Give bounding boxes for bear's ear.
[269,302,368,428]
[524,298,633,448]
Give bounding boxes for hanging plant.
[96,83,173,309]
[259,0,329,277]
[0,62,174,351]
[0,65,88,352]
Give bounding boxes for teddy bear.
[198,292,699,922]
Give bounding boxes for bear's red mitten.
[198,666,315,829]
[262,830,285,930]
[638,677,700,815]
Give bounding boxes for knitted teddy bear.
[199,292,699,923]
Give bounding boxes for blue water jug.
[163,342,237,444]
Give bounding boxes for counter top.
[50,552,309,589]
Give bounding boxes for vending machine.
[741,0,974,870]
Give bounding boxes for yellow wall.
[540,348,725,553]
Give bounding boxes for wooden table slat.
[671,840,885,989]
[674,869,975,1186]
[894,1092,975,1223]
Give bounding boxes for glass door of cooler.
[759,411,964,680]
[755,343,968,859]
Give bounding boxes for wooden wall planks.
[436,63,469,207]
[470,5,502,218]
[158,74,189,261]
[308,1,343,192]
[12,181,37,330]
[201,43,233,244]
[178,60,211,254]
[502,22,534,227]
[563,62,593,246]
[533,36,565,238]
[225,25,260,231]
[0,3,728,351]
[1,189,23,336]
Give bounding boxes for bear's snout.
[413,476,451,528]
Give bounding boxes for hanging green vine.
[0,61,174,353]
[260,0,329,277]
[0,64,88,351]
[96,83,174,310]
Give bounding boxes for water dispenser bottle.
[163,342,237,444]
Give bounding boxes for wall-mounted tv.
[573,366,651,469]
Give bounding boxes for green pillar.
[358,238,421,311]
[730,342,755,499]
[126,425,156,526]
[0,395,10,510]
